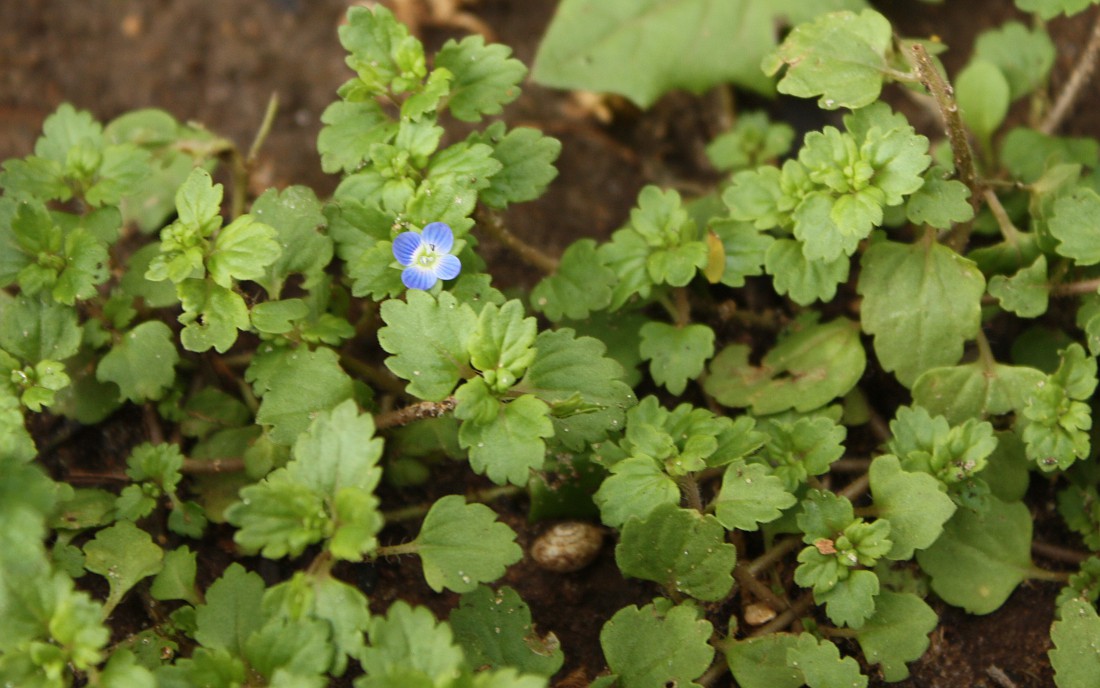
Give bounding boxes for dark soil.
[3,1,1096,686]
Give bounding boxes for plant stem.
[678,474,704,512]
[1026,565,1071,583]
[746,537,801,578]
[1032,539,1091,565]
[376,541,420,557]
[733,560,790,611]
[474,206,559,274]
[907,43,980,252]
[381,485,523,523]
[1053,277,1100,296]
[1041,8,1100,135]
[228,92,279,219]
[975,328,997,368]
[748,592,816,637]
[181,456,247,474]
[983,188,1024,247]
[673,286,691,327]
[340,353,406,394]
[374,397,457,430]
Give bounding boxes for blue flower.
[392,222,462,290]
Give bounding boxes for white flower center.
[415,243,439,268]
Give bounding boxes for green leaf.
[228,400,382,560]
[725,635,803,688]
[1021,343,1096,471]
[379,290,477,401]
[436,35,526,121]
[176,279,250,353]
[530,239,614,321]
[869,454,956,559]
[705,111,795,172]
[449,586,564,677]
[339,5,425,95]
[916,497,1032,614]
[599,227,654,309]
[988,254,1049,318]
[1014,0,1099,19]
[522,328,635,450]
[469,300,537,392]
[593,456,679,527]
[83,521,164,615]
[414,495,522,593]
[207,214,281,289]
[126,442,184,492]
[710,218,773,288]
[956,60,1011,142]
[250,298,310,335]
[705,317,866,414]
[227,476,326,558]
[458,393,554,486]
[764,238,850,306]
[468,124,561,209]
[250,186,333,296]
[0,295,81,363]
[974,22,1055,100]
[263,572,371,676]
[713,459,797,531]
[194,563,265,657]
[95,321,179,402]
[289,398,382,497]
[787,633,868,688]
[600,602,713,688]
[175,167,223,236]
[911,360,1046,424]
[763,9,893,109]
[859,238,985,387]
[855,591,938,682]
[101,648,156,688]
[245,617,331,680]
[252,346,356,446]
[906,168,974,229]
[150,546,201,605]
[534,0,867,106]
[317,101,396,174]
[1050,187,1100,265]
[755,416,846,491]
[617,504,736,601]
[360,601,464,684]
[1050,599,1100,687]
[638,322,714,395]
[5,200,109,304]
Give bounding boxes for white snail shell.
[530,521,603,573]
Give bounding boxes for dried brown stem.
[907,43,980,252]
[475,206,559,274]
[374,396,457,430]
[1041,9,1100,135]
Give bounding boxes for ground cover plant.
[4,0,1100,686]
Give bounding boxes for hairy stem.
[381,485,523,523]
[1032,539,1091,565]
[1053,276,1100,296]
[1042,9,1100,135]
[181,456,247,474]
[374,397,457,430]
[475,206,559,274]
[748,593,816,637]
[907,43,980,252]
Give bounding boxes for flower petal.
[393,232,423,266]
[433,253,462,281]
[421,222,454,253]
[402,265,437,290]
